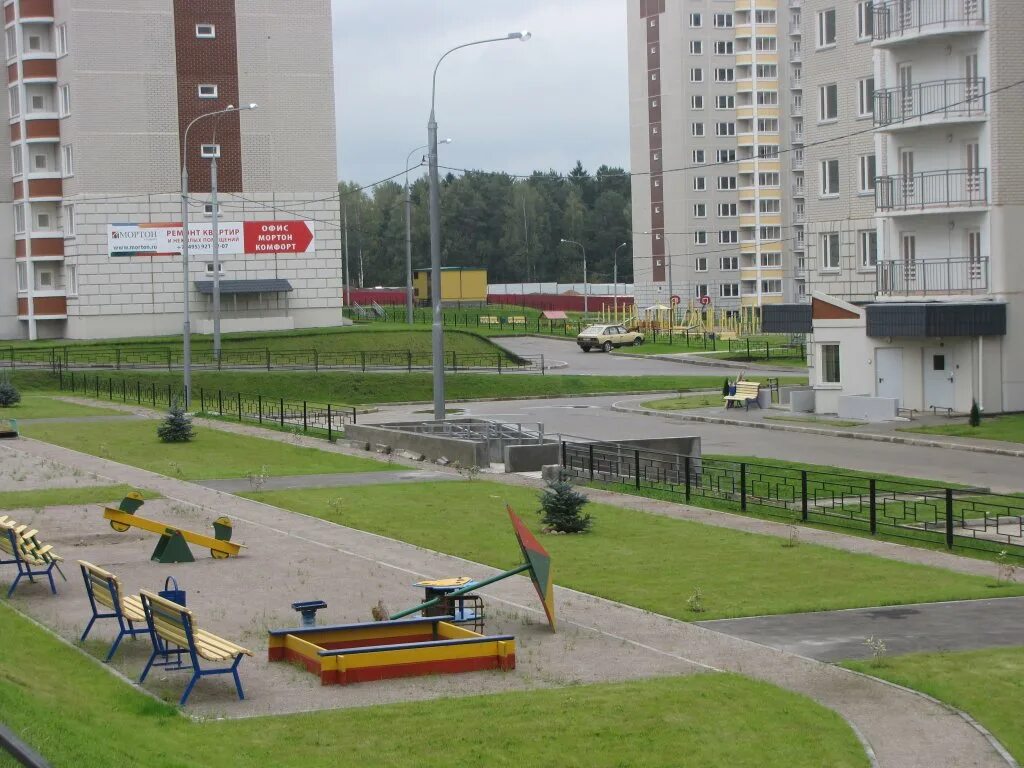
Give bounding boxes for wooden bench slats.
[122,595,146,623]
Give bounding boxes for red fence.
[347,288,405,305]
[486,294,632,312]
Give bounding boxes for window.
[694,203,707,217]
[713,13,733,28]
[759,145,779,159]
[715,95,735,110]
[11,148,21,176]
[196,23,216,38]
[713,41,734,55]
[14,204,25,234]
[36,212,50,230]
[198,84,218,99]
[820,159,840,196]
[719,230,738,244]
[30,94,44,111]
[695,284,710,298]
[755,9,777,24]
[205,262,226,275]
[857,77,874,117]
[856,1,874,40]
[756,90,779,106]
[200,144,221,158]
[721,256,739,270]
[692,149,705,164]
[755,36,777,52]
[56,24,68,57]
[720,283,740,298]
[761,279,783,294]
[859,230,877,268]
[757,118,779,133]
[691,122,705,137]
[689,40,703,54]
[5,27,15,59]
[58,84,71,116]
[62,203,75,237]
[204,203,219,217]
[36,268,53,289]
[759,199,781,214]
[33,152,46,170]
[819,83,838,121]
[16,262,27,291]
[756,64,778,79]
[817,9,836,47]
[62,144,73,177]
[820,344,841,383]
[694,177,706,191]
[718,202,737,217]
[716,149,736,163]
[714,68,734,83]
[691,95,704,110]
[27,34,41,51]
[760,225,782,240]
[859,154,876,193]
[66,265,78,296]
[760,252,782,267]
[821,232,841,270]
[717,176,737,190]
[715,122,735,137]
[690,68,704,83]
[758,171,780,187]
[8,86,18,118]
[695,257,708,272]
[694,231,708,245]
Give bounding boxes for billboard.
[108,221,315,257]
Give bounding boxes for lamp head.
[440,137,453,145]
[246,103,259,110]
[559,238,568,244]
[509,30,531,41]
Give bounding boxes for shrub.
[538,471,592,533]
[157,404,194,443]
[969,399,981,428]
[0,380,20,408]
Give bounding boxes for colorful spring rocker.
[267,505,556,686]
[102,492,244,564]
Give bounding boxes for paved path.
[200,469,458,493]
[699,597,1024,662]
[8,435,1013,767]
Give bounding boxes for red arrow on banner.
[243,221,315,254]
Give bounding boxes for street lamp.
[406,138,451,325]
[427,30,531,421]
[559,239,588,316]
[180,103,257,407]
[613,242,628,317]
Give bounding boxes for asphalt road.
[494,336,801,378]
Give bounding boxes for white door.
[964,140,981,198]
[924,349,955,410]
[876,348,903,404]
[900,149,915,205]
[898,63,913,117]
[964,53,980,107]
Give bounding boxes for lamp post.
[613,242,628,318]
[180,103,255,407]
[405,138,451,325]
[427,31,531,421]
[559,239,587,316]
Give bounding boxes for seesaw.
[102,492,244,563]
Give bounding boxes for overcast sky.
[331,0,630,186]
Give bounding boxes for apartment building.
[766,0,1024,415]
[628,0,798,316]
[1,0,342,341]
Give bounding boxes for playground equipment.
[630,301,763,337]
[102,492,244,563]
[0,418,16,438]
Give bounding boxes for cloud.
[332,0,629,185]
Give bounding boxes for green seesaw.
[102,492,244,564]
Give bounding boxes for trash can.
[756,388,772,409]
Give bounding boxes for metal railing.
[874,77,987,127]
[791,129,804,144]
[561,439,1024,557]
[789,46,802,62]
[793,182,806,197]
[875,168,987,211]
[873,0,985,41]
[877,256,988,295]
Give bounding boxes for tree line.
[338,161,633,288]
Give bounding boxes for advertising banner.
[108,221,315,257]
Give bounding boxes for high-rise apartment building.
[628,0,798,315]
[0,0,342,341]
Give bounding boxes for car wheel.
[632,337,643,346]
[580,346,591,353]
[602,341,613,353]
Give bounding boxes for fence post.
[453,352,458,373]
[541,354,545,376]
[945,488,954,549]
[258,395,263,423]
[303,401,308,431]
[746,338,751,360]
[152,382,156,407]
[116,348,121,370]
[869,479,877,534]
[238,392,242,421]
[327,404,333,442]
[166,383,172,407]
[740,463,747,511]
[634,449,641,490]
[200,389,205,413]
[361,351,366,372]
[588,444,594,481]
[107,378,112,400]
[561,441,567,468]
[497,354,502,374]
[351,406,357,425]
[136,381,141,404]
[801,470,808,521]
[314,350,319,373]
[167,348,172,372]
[766,341,770,360]
[218,389,223,415]
[685,456,692,502]
[266,348,272,372]
[407,350,412,373]
[280,398,285,428]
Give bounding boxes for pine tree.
[538,471,592,533]
[157,404,195,443]
[0,379,20,407]
[969,399,981,428]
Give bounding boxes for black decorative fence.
[58,371,357,442]
[560,440,1024,557]
[2,346,543,375]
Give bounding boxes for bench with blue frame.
[78,561,150,661]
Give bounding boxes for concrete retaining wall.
[345,424,489,468]
[504,443,562,473]
[838,395,898,423]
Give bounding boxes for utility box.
[413,267,488,307]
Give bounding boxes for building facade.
[2,0,342,341]
[628,0,798,316]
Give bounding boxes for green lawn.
[764,415,865,428]
[844,647,1024,763]
[0,485,159,511]
[20,420,389,481]
[0,394,123,420]
[901,414,1024,445]
[642,393,723,411]
[0,606,867,768]
[244,481,1023,621]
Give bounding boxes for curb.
[622,351,802,372]
[612,402,1024,459]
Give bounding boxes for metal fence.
[58,370,357,441]
[560,440,1024,557]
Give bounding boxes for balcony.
[875,169,987,212]
[791,129,804,145]
[791,154,804,171]
[790,20,801,35]
[789,46,802,63]
[876,257,988,296]
[790,101,803,117]
[874,78,987,129]
[793,209,806,223]
[873,0,986,44]
[793,182,806,198]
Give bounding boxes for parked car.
[576,324,645,353]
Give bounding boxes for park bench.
[506,316,527,327]
[0,521,64,598]
[78,561,149,661]
[139,589,253,706]
[724,380,762,410]
[478,316,500,326]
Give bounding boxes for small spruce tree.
[0,378,20,408]
[969,399,981,428]
[538,471,592,533]
[157,403,195,443]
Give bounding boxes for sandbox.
[268,616,516,685]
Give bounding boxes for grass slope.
[0,605,868,768]
[844,647,1024,763]
[0,485,159,510]
[0,395,123,420]
[902,414,1024,445]
[245,481,1023,621]
[20,420,389,481]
